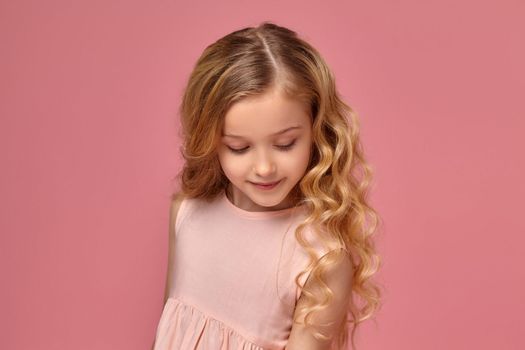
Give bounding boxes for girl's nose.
[253,153,276,177]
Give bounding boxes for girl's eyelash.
[228,147,247,154]
[277,140,296,151]
[228,140,296,154]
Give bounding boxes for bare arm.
[151,192,185,350]
[285,249,354,350]
[162,192,185,304]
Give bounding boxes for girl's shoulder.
[292,219,349,258]
[168,191,210,235]
[170,191,185,217]
[169,191,188,237]
[170,191,185,207]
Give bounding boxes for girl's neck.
[224,183,303,212]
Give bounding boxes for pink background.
[1,1,523,349]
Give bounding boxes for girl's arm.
[162,192,185,304]
[285,249,354,350]
[152,192,185,350]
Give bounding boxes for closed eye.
[276,140,296,151]
[227,140,297,154]
[227,146,248,154]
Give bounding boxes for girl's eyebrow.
[222,125,302,138]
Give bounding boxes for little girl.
[152,22,382,350]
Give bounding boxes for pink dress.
[153,189,335,350]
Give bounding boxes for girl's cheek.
[225,156,248,173]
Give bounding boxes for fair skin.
[217,86,312,211]
[153,86,353,350]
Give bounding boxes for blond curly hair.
[172,21,383,350]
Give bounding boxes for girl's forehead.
[222,90,311,137]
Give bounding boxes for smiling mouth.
[251,180,281,186]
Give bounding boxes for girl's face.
[217,87,313,212]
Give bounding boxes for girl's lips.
[250,179,282,189]
[252,180,280,186]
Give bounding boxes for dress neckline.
[220,188,305,219]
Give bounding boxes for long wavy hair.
[173,21,382,350]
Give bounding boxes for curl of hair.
[172,21,383,350]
